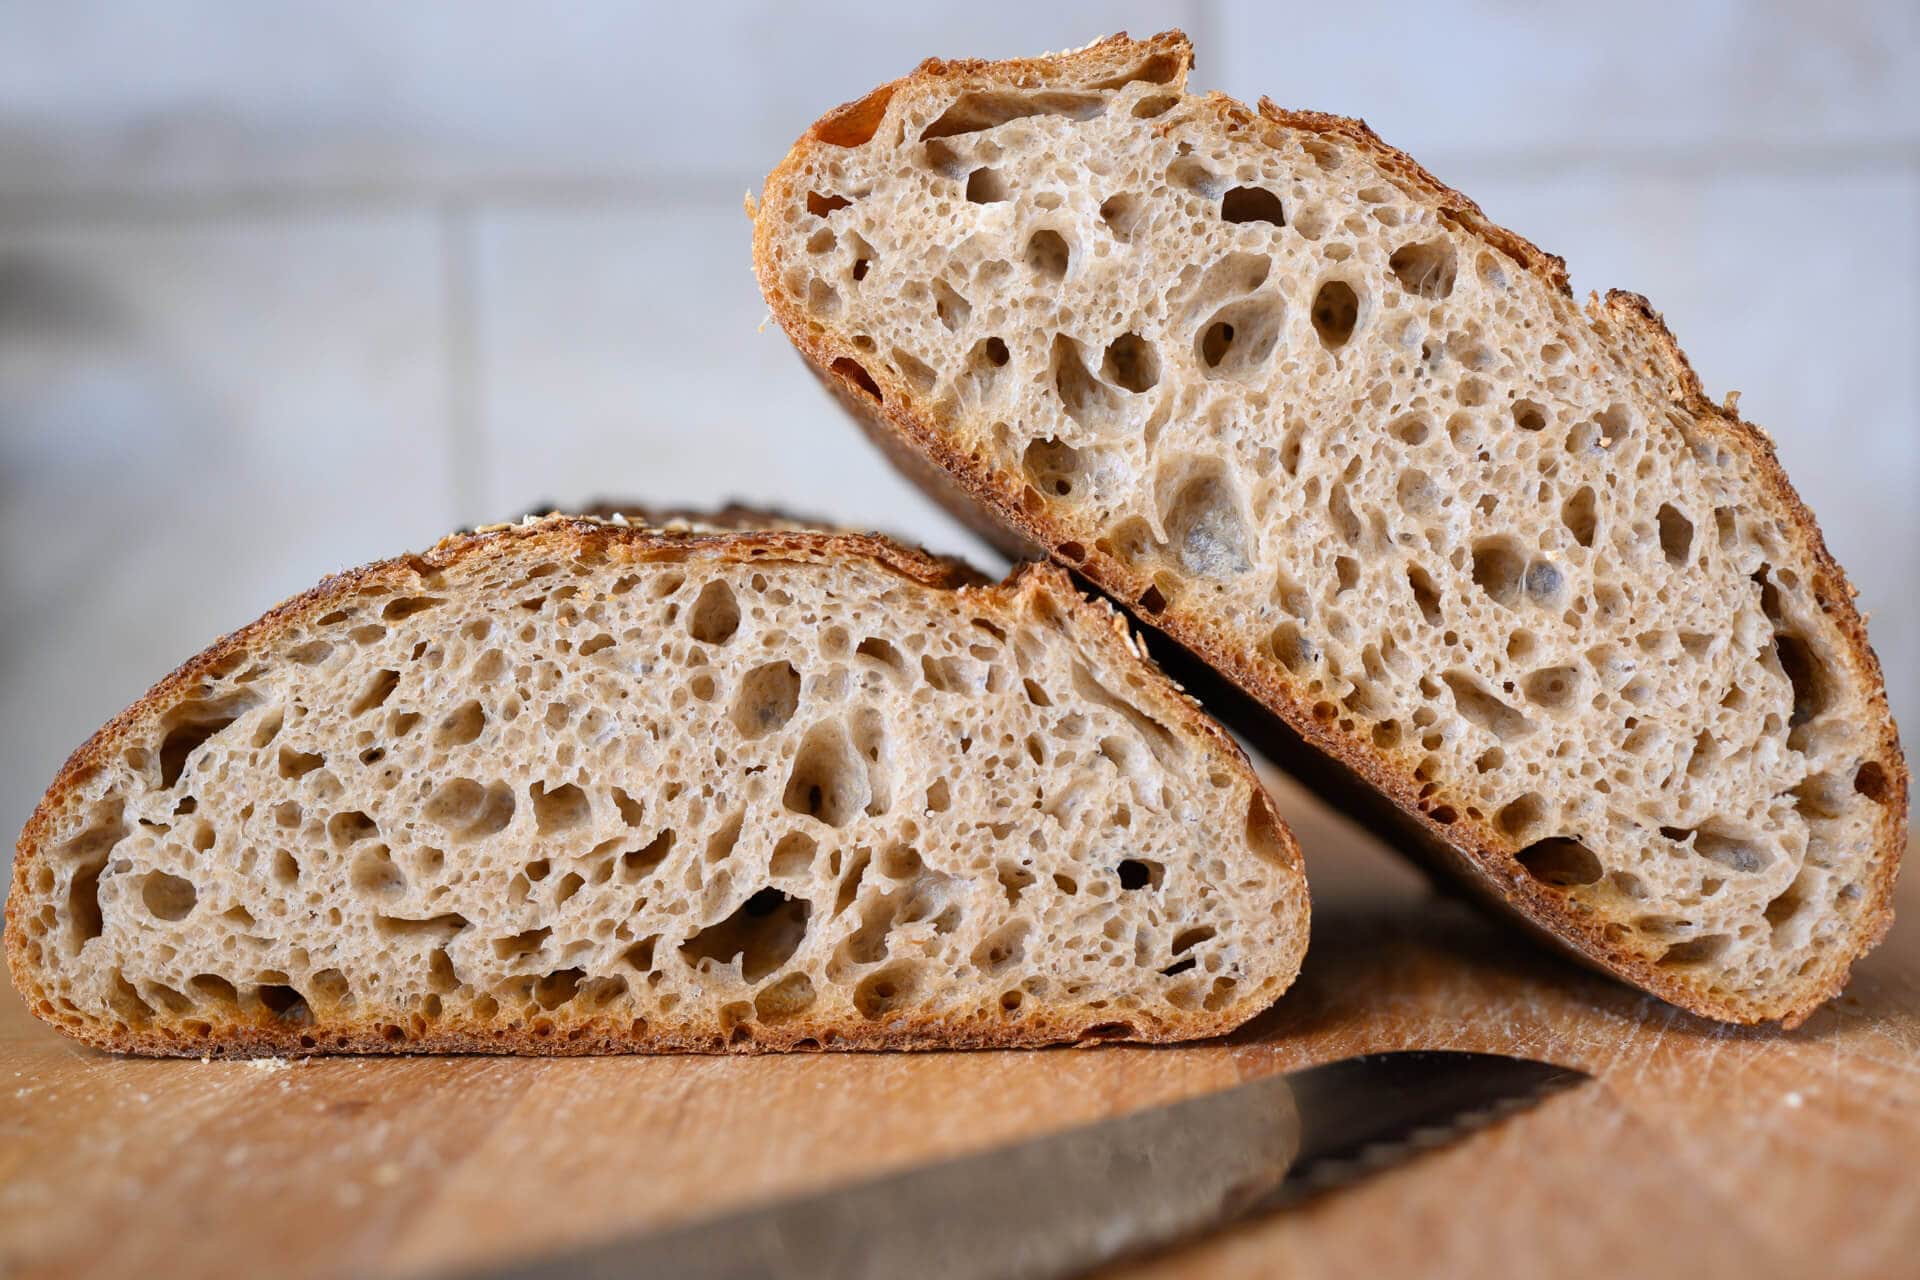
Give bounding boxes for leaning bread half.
[751,31,1907,1026]
[5,514,1307,1055]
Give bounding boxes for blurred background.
[2,2,1915,865]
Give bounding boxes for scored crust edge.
[5,513,1308,1056]
[750,30,1908,1028]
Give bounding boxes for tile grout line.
[440,199,484,525]
[0,176,758,229]
[1,139,1918,230]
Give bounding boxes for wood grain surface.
[2,771,1914,1280]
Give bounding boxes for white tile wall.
[1215,0,1920,157]
[470,201,997,561]
[0,212,453,843]
[1,2,1915,866]
[0,2,1198,200]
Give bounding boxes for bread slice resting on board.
[750,30,1906,1026]
[6,513,1307,1055]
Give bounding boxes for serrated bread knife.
[456,1051,1588,1280]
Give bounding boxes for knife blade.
[455,1051,1587,1280]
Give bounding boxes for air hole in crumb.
[971,921,1029,976]
[932,280,971,331]
[350,669,401,716]
[1657,504,1694,565]
[682,888,810,982]
[435,700,486,749]
[350,844,404,896]
[1310,280,1359,349]
[1197,296,1284,378]
[732,661,802,739]
[288,640,332,665]
[257,984,310,1024]
[1773,632,1831,726]
[1854,761,1893,805]
[1562,486,1598,547]
[532,968,582,1009]
[1051,334,1118,427]
[157,697,256,789]
[687,580,741,644]
[919,88,1103,141]
[830,356,882,401]
[1495,792,1548,839]
[1269,621,1315,674]
[1512,399,1548,432]
[1470,538,1527,608]
[1387,236,1457,299]
[806,190,851,217]
[755,972,817,1022]
[310,969,351,1007]
[855,636,906,677]
[1100,192,1145,239]
[1443,671,1534,741]
[424,778,516,838]
[1163,466,1251,579]
[1407,564,1443,625]
[1516,837,1602,887]
[1171,926,1216,956]
[494,927,550,961]
[382,596,442,622]
[1022,436,1085,498]
[190,974,238,1006]
[890,346,936,394]
[853,961,921,1019]
[1220,185,1284,226]
[1659,934,1730,967]
[965,167,1008,203]
[1024,229,1070,281]
[1521,666,1582,713]
[1694,829,1771,874]
[782,721,868,827]
[1083,1021,1137,1040]
[770,831,817,878]
[142,872,197,921]
[621,830,674,881]
[1102,332,1160,392]
[530,781,589,833]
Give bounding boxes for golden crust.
[751,31,1906,1028]
[6,513,1305,1056]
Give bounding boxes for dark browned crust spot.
[750,31,1906,1029]
[6,512,1305,1056]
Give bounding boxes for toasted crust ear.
[752,32,1906,1028]
[6,514,1306,1056]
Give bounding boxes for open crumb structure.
[751,30,1906,1025]
[5,517,1307,1055]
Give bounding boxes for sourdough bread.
[6,515,1306,1055]
[751,31,1906,1025]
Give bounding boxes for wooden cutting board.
[3,772,1914,1280]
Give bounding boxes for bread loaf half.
[751,31,1907,1025]
[5,515,1306,1055]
